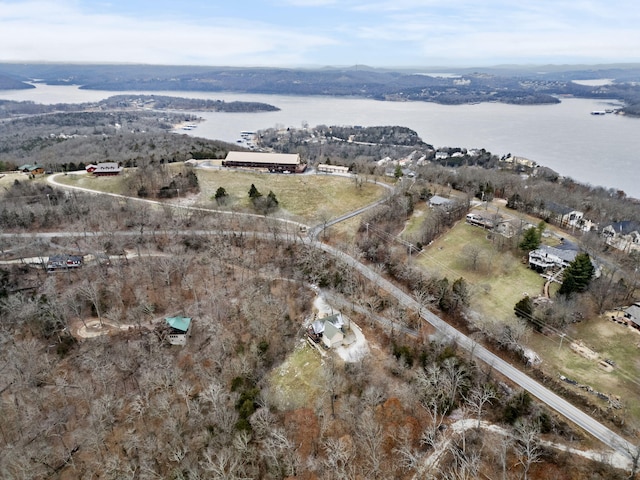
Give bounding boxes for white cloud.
[0,0,638,66]
[0,0,336,65]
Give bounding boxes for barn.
[222,152,306,173]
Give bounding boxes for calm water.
[1,84,639,198]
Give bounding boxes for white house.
[541,202,596,232]
[528,245,577,272]
[317,163,350,175]
[86,162,123,176]
[602,221,640,253]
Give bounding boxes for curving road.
[3,172,632,465]
[314,240,636,465]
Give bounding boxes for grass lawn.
[269,341,325,411]
[195,169,384,222]
[52,171,129,195]
[51,165,387,224]
[528,318,640,421]
[416,221,544,321]
[401,204,428,241]
[413,203,640,426]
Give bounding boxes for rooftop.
[166,316,191,332]
[224,151,301,165]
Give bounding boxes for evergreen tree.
[214,186,228,205]
[519,226,541,251]
[514,296,533,320]
[248,183,261,199]
[266,190,278,207]
[558,252,595,296]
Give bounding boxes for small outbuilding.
[317,163,350,174]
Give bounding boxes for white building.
[528,245,577,272]
[317,163,350,174]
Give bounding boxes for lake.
[1,84,639,198]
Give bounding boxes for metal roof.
[224,151,300,165]
[166,316,191,332]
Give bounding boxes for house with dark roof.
[601,221,640,253]
[542,202,595,232]
[46,254,84,272]
[166,316,192,345]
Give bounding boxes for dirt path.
[412,419,631,478]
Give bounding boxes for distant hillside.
[4,63,640,106]
[0,73,34,90]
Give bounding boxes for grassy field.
[52,166,386,224]
[52,171,129,194]
[268,342,325,411]
[415,206,640,424]
[195,169,383,222]
[401,204,428,240]
[416,220,544,321]
[528,318,640,421]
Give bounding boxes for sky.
[1,0,639,68]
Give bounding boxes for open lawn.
[401,204,427,241]
[415,202,640,426]
[528,318,640,422]
[52,166,387,224]
[268,341,325,411]
[416,221,544,322]
[195,168,384,222]
[52,171,129,195]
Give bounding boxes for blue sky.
[1,0,638,67]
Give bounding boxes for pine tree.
[514,296,533,319]
[214,186,228,205]
[248,183,261,199]
[558,252,595,296]
[267,190,278,207]
[519,227,541,251]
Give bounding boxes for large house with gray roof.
[601,221,640,253]
[528,245,578,272]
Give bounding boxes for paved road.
[308,197,390,241]
[314,240,636,464]
[5,226,636,463]
[5,174,636,465]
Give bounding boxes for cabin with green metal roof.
[17,164,45,175]
[165,316,192,345]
